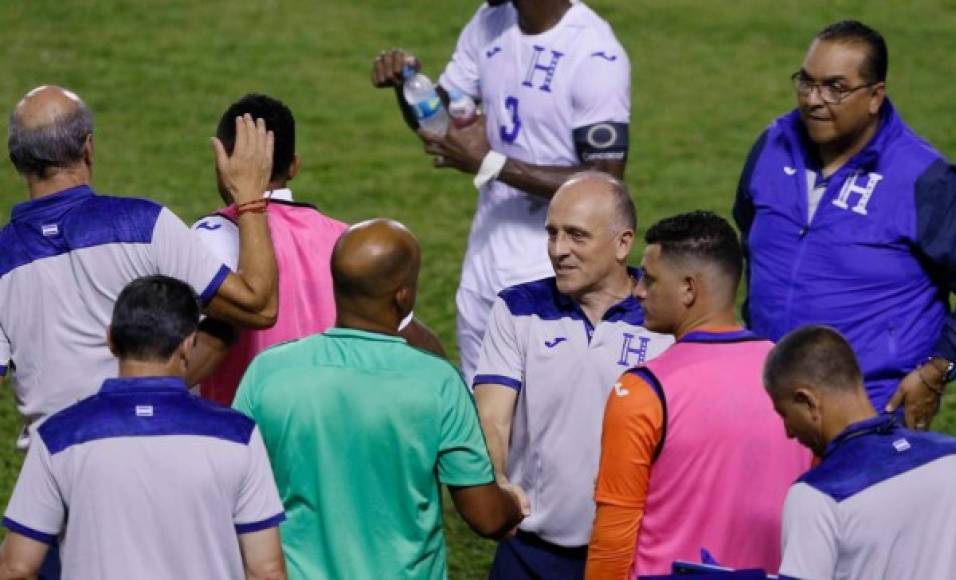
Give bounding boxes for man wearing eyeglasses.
[734,20,956,431]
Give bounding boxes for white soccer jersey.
[3,376,285,580]
[473,275,672,546]
[0,186,229,446]
[439,1,631,367]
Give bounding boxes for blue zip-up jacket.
[734,99,956,409]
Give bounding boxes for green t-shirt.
[233,328,494,580]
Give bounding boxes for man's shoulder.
[0,194,166,279]
[496,276,564,318]
[800,427,956,502]
[37,388,256,455]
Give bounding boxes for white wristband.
[473,150,507,189]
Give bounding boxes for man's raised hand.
[211,114,274,206]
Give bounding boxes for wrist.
[927,356,956,383]
[473,150,507,188]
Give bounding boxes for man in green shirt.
[234,218,526,579]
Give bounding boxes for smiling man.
[472,172,671,579]
[733,20,956,430]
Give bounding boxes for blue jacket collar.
[783,98,902,174]
[11,185,95,223]
[823,413,897,457]
[99,376,189,395]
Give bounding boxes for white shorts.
[455,285,496,386]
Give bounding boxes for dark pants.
[489,531,587,580]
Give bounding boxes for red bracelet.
[236,199,268,216]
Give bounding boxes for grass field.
[2,1,956,576]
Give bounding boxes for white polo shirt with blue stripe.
[0,185,229,444]
[473,273,673,546]
[780,415,956,580]
[3,376,285,580]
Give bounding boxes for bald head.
[9,85,93,178]
[553,171,636,233]
[332,219,421,328]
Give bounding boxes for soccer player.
[587,212,809,578]
[733,20,956,429]
[192,94,447,404]
[0,86,278,447]
[372,0,631,382]
[190,93,348,405]
[765,325,956,580]
[233,219,526,579]
[474,173,672,579]
[0,276,286,579]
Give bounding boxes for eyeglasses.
[791,72,876,104]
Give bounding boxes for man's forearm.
[482,418,511,482]
[234,211,277,314]
[586,503,643,580]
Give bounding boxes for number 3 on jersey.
[499,96,521,143]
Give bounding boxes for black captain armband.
[573,122,629,163]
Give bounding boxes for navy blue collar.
[678,328,761,344]
[553,266,643,322]
[11,185,95,223]
[823,414,896,457]
[99,376,189,395]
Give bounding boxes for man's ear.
[286,154,302,182]
[868,82,886,115]
[106,325,118,357]
[178,331,198,363]
[680,274,697,307]
[793,385,822,418]
[616,229,634,262]
[395,285,414,317]
[83,134,94,169]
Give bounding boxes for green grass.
[1,1,956,576]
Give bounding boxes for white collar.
[263,188,293,201]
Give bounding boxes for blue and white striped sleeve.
[473,297,524,391]
[3,437,64,545]
[234,427,285,535]
[153,207,231,306]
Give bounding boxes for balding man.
[587,211,809,578]
[232,218,525,579]
[473,172,672,579]
[0,86,278,447]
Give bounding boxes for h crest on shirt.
[522,45,564,92]
[832,171,883,216]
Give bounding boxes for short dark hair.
[217,93,295,182]
[816,20,888,83]
[764,325,863,397]
[110,276,201,362]
[8,104,94,178]
[644,210,742,282]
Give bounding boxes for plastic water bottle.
[402,66,448,136]
[448,89,477,128]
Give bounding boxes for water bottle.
[448,89,477,128]
[402,66,448,136]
